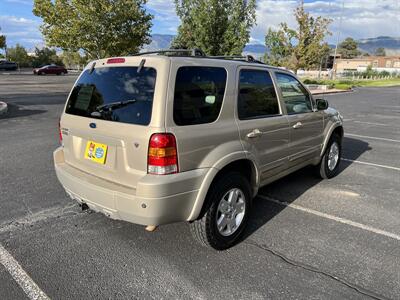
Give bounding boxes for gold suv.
[54,50,343,250]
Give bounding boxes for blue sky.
[0,0,399,51]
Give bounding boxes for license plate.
[84,141,108,164]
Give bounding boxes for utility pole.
[332,0,344,79]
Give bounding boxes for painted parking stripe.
[0,244,50,300]
[353,121,390,126]
[258,195,400,242]
[342,158,400,171]
[345,133,400,143]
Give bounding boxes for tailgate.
[59,58,169,189]
[61,116,160,189]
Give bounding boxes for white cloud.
[253,0,400,44]
[0,0,398,49]
[0,15,43,50]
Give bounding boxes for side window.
[238,69,280,120]
[173,66,227,126]
[275,73,313,114]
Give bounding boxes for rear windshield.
[65,67,156,125]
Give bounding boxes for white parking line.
[353,121,389,126]
[345,133,400,143]
[258,195,400,242]
[342,158,400,171]
[0,244,50,300]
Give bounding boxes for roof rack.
[131,49,265,65]
[210,55,265,64]
[132,48,206,57]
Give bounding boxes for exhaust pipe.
[145,225,157,232]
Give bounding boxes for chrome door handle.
[247,129,262,138]
[292,122,303,129]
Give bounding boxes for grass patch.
[302,78,400,90]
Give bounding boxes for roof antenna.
[137,59,146,73]
[89,62,96,74]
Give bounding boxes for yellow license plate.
[84,141,108,164]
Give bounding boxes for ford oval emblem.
[89,123,96,129]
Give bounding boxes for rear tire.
[317,134,342,179]
[190,172,252,250]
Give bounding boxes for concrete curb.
[0,101,8,115]
[310,89,353,95]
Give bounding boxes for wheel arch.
[187,157,259,221]
[321,124,343,156]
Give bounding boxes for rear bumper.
[54,147,209,226]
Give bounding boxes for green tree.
[32,47,63,67]
[172,0,257,56]
[33,0,153,59]
[337,37,361,59]
[265,1,331,72]
[0,27,6,58]
[0,35,5,50]
[375,47,386,56]
[60,50,88,69]
[7,44,32,67]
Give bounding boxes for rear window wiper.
[95,99,137,112]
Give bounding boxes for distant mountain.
[357,36,400,55]
[144,34,400,56]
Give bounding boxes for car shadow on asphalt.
[241,136,371,242]
[0,103,47,120]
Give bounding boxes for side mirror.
[316,98,329,110]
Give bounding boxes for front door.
[274,72,324,164]
[236,68,291,182]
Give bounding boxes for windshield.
[65,66,157,125]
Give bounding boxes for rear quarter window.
[66,67,156,125]
[173,66,227,126]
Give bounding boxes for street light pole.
[332,0,344,79]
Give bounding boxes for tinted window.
[275,73,313,114]
[173,67,227,126]
[238,70,279,120]
[66,67,156,125]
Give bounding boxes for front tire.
[318,134,342,179]
[190,172,252,250]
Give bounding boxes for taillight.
[106,58,125,64]
[58,120,63,143]
[148,133,178,175]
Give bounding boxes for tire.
[190,172,252,250]
[317,134,342,179]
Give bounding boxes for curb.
[310,89,353,95]
[0,101,8,115]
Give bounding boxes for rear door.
[236,67,290,181]
[60,58,168,189]
[274,72,324,164]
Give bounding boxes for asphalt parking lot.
[0,73,399,299]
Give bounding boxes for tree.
[0,27,6,58]
[375,47,386,56]
[337,37,361,59]
[264,1,331,72]
[7,44,32,67]
[33,0,153,59]
[60,50,88,69]
[172,0,257,56]
[31,47,63,67]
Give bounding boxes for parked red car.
[33,65,68,75]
